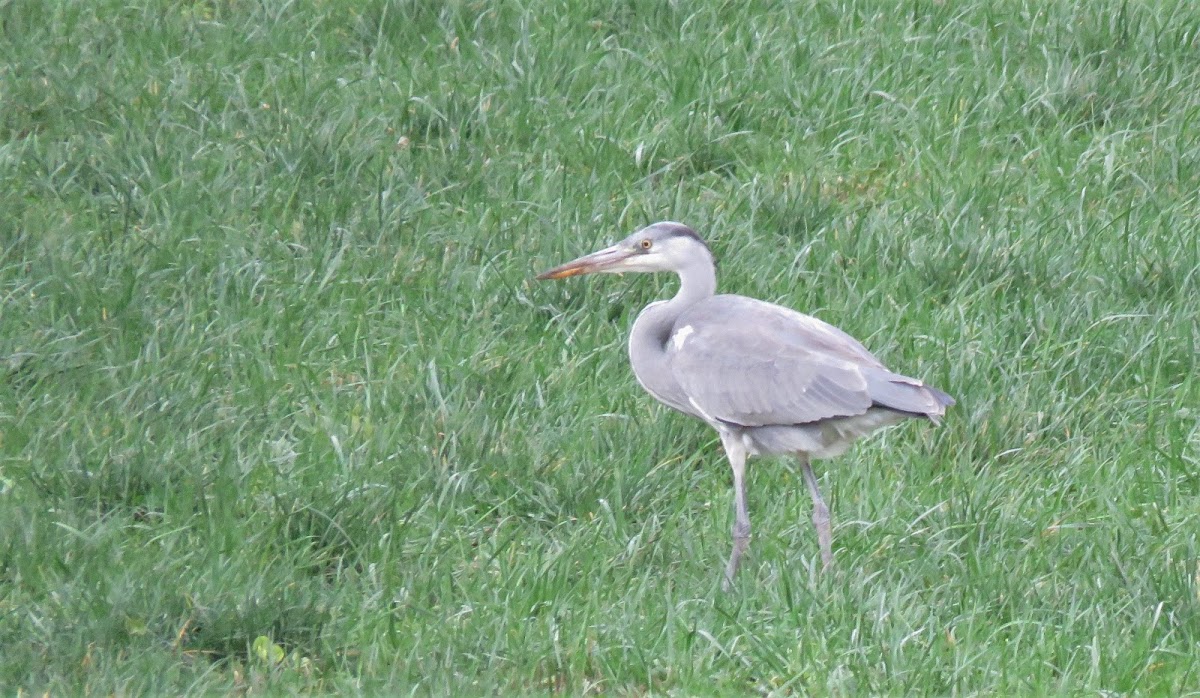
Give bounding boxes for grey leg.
[720,434,751,590]
[800,457,833,571]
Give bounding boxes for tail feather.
[866,370,955,423]
[926,384,955,408]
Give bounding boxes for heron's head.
[536,222,714,280]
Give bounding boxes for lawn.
[1,0,1198,694]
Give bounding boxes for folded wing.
[668,295,948,428]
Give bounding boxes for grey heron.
[537,221,953,587]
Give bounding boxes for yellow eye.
[640,239,652,250]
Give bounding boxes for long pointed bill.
[535,245,633,280]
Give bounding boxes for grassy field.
[2,0,1199,693]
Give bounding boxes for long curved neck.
[638,255,717,340]
[627,256,717,416]
[672,255,718,310]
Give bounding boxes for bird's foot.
[812,503,833,573]
[722,534,751,591]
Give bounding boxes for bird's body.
[537,222,953,586]
[636,293,951,458]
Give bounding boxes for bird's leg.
[721,434,751,590]
[800,457,833,571]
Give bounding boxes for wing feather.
[667,295,936,427]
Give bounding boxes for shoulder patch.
[671,325,695,351]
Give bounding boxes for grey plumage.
[537,221,953,587]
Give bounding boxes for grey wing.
[668,296,944,427]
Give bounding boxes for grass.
[2,0,1199,693]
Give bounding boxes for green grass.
[2,0,1199,693]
